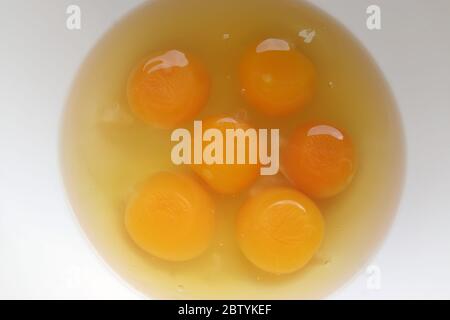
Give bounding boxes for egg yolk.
[190,116,260,195]
[127,50,210,128]
[283,122,357,199]
[237,187,324,274]
[125,172,215,262]
[239,38,316,117]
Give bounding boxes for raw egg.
[190,116,261,194]
[125,172,215,262]
[239,38,316,117]
[283,122,357,199]
[63,0,404,299]
[237,187,324,274]
[127,50,210,128]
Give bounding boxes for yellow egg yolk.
[282,122,357,199]
[239,38,316,117]
[192,116,260,194]
[237,187,324,274]
[125,172,215,262]
[190,116,261,195]
[127,50,210,128]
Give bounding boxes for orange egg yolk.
[239,38,316,117]
[125,172,215,262]
[127,50,210,128]
[190,116,261,195]
[237,187,324,274]
[283,122,357,199]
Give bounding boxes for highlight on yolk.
[124,172,215,262]
[282,122,357,199]
[190,116,260,195]
[239,38,316,117]
[127,50,210,128]
[236,187,324,274]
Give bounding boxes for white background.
[1,0,450,299]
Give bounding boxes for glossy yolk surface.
[190,116,261,195]
[124,172,215,262]
[283,122,357,199]
[237,187,324,274]
[239,38,316,117]
[127,50,210,128]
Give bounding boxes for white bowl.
[1,0,450,299]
